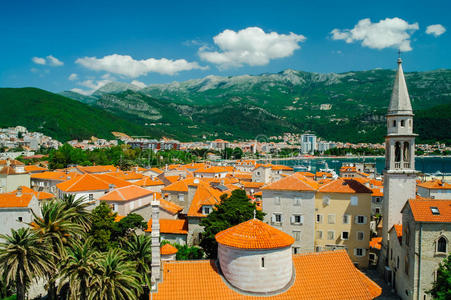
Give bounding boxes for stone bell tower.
[380,57,417,267]
[151,194,161,290]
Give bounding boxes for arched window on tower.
[437,236,447,253]
[409,120,412,127]
[403,142,410,162]
[395,142,401,163]
[393,120,397,127]
[400,120,405,127]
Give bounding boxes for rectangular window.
[261,257,265,268]
[203,206,212,215]
[357,231,364,240]
[293,247,299,254]
[291,215,303,225]
[322,196,330,206]
[178,194,184,202]
[351,196,358,206]
[293,231,301,241]
[272,213,282,223]
[327,231,335,240]
[355,248,365,257]
[341,232,349,240]
[89,194,93,201]
[316,230,323,239]
[113,204,118,212]
[274,196,280,205]
[293,197,301,206]
[316,214,323,224]
[343,214,350,224]
[355,215,366,224]
[328,214,336,224]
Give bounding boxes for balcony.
[394,162,401,169]
[403,162,410,168]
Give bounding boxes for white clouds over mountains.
[198,27,306,68]
[426,24,446,37]
[331,18,419,51]
[32,55,64,66]
[75,54,207,77]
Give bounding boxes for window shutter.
[353,248,357,256]
[363,216,367,224]
[271,214,276,222]
[300,215,304,224]
[362,249,366,256]
[354,216,359,224]
[291,216,295,224]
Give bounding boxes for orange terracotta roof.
[417,179,451,190]
[153,250,381,299]
[164,175,182,184]
[298,171,315,178]
[318,178,372,194]
[0,193,33,208]
[148,167,164,174]
[108,171,144,181]
[145,219,188,234]
[194,166,234,174]
[162,178,192,192]
[254,191,262,196]
[215,219,294,249]
[228,172,252,180]
[161,243,178,255]
[315,171,332,178]
[99,185,153,201]
[241,181,265,188]
[56,174,130,192]
[0,159,24,166]
[9,186,54,200]
[340,166,356,172]
[392,224,403,237]
[371,188,383,197]
[405,199,451,223]
[76,165,117,174]
[24,165,47,173]
[262,172,318,191]
[369,179,383,186]
[114,215,125,222]
[159,198,183,215]
[369,237,382,250]
[31,171,77,181]
[0,166,16,175]
[134,176,164,187]
[187,183,224,217]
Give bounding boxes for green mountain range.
[1,68,450,144]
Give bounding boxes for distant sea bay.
[266,157,451,175]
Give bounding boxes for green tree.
[89,202,117,251]
[58,239,98,300]
[88,248,143,300]
[60,195,92,232]
[112,213,147,241]
[427,254,451,300]
[200,189,264,258]
[31,200,84,300]
[122,234,152,293]
[0,228,54,300]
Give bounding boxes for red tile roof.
[159,198,183,215]
[187,183,225,217]
[9,186,54,200]
[99,185,153,201]
[145,219,188,234]
[318,178,373,194]
[161,243,178,255]
[152,250,381,299]
[369,237,382,250]
[0,193,34,208]
[262,172,318,191]
[56,174,130,192]
[405,199,451,223]
[134,176,164,187]
[24,165,47,173]
[417,179,451,190]
[215,219,294,250]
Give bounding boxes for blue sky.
[0,0,449,93]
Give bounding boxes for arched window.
[401,120,405,127]
[393,120,397,127]
[409,119,412,127]
[403,142,410,162]
[395,142,401,162]
[437,237,447,253]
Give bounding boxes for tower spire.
[388,56,412,115]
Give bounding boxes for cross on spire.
[398,49,402,64]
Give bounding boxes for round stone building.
[215,218,295,294]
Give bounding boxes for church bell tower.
[380,57,417,267]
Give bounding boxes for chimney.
[151,193,161,289]
[109,184,115,192]
[16,186,22,197]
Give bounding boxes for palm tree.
[58,239,98,300]
[122,234,152,292]
[0,228,54,300]
[88,248,143,300]
[60,194,92,232]
[31,200,85,300]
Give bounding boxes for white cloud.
[75,54,206,77]
[46,55,64,66]
[32,55,64,66]
[198,27,306,68]
[71,79,111,95]
[131,80,146,89]
[32,57,46,65]
[68,73,78,81]
[426,24,446,37]
[331,18,419,51]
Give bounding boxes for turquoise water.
[267,157,451,175]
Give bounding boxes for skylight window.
[430,207,440,215]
